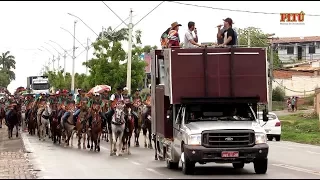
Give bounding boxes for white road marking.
[146,168,164,176]
[100,146,109,151]
[21,133,47,172]
[124,157,129,160]
[306,151,320,155]
[272,164,320,176]
[130,161,141,165]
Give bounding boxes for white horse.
[38,102,52,141]
[110,102,126,156]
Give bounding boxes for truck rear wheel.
[181,153,195,175]
[232,162,244,169]
[166,159,179,169]
[254,158,268,174]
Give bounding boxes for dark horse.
[51,103,62,144]
[142,105,153,149]
[5,105,20,139]
[0,106,5,128]
[27,105,37,136]
[122,105,135,155]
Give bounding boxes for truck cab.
[151,47,269,175]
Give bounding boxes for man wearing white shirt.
[184,21,202,48]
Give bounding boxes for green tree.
[84,26,156,93]
[236,27,281,69]
[0,51,16,82]
[0,70,10,87]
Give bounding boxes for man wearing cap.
[167,22,182,48]
[217,18,237,46]
[184,21,202,48]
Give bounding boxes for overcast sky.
[1,1,318,93]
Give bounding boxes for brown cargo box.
[160,48,268,104]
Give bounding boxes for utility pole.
[268,43,274,112]
[248,28,251,47]
[57,55,60,71]
[86,38,89,75]
[126,9,133,94]
[71,20,77,93]
[63,51,67,77]
[52,55,55,71]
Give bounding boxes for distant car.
[257,111,281,141]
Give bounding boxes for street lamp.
[49,40,72,76]
[45,42,63,72]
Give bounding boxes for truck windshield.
[186,103,255,122]
[32,83,49,90]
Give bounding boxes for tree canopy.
[0,51,16,87]
[44,27,156,93]
[236,27,282,69]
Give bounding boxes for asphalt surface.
[21,132,320,179]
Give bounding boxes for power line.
[167,1,320,17]
[101,1,128,26]
[134,1,165,26]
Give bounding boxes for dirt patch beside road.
[0,126,37,179]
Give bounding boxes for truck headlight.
[188,134,201,145]
[255,133,267,144]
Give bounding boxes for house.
[271,36,320,63]
[273,61,320,96]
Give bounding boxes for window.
[287,46,294,54]
[309,46,315,54]
[32,83,49,90]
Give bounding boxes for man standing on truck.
[217,18,238,46]
[183,21,201,48]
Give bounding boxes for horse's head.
[113,106,125,124]
[78,106,89,123]
[45,102,53,115]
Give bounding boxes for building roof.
[274,70,314,79]
[271,36,320,44]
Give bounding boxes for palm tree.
[0,51,16,81]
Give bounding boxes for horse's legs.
[148,126,153,149]
[86,132,91,149]
[70,130,75,147]
[15,124,18,138]
[97,133,101,152]
[77,131,81,149]
[142,128,147,148]
[117,132,124,156]
[83,133,86,149]
[128,135,132,155]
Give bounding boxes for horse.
[110,102,126,156]
[122,106,135,155]
[133,100,143,147]
[5,105,19,139]
[73,106,89,149]
[50,103,62,144]
[0,105,5,128]
[37,102,52,141]
[88,104,102,152]
[141,105,153,149]
[27,105,37,136]
[61,109,76,147]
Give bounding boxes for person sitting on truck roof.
[217,18,237,46]
[160,27,171,49]
[183,21,201,48]
[167,22,182,48]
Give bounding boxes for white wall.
[277,43,320,63]
[273,76,320,97]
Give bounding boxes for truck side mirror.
[262,109,268,122]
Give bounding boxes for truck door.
[173,106,185,158]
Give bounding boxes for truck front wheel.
[166,159,179,169]
[181,152,195,175]
[254,158,268,174]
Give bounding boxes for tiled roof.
[273,70,314,79]
[271,36,320,44]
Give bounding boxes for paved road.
[21,132,320,179]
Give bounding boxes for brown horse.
[72,106,90,149]
[50,102,62,144]
[89,104,102,152]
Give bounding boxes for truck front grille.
[202,130,255,148]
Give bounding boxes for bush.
[304,94,315,106]
[272,87,285,101]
